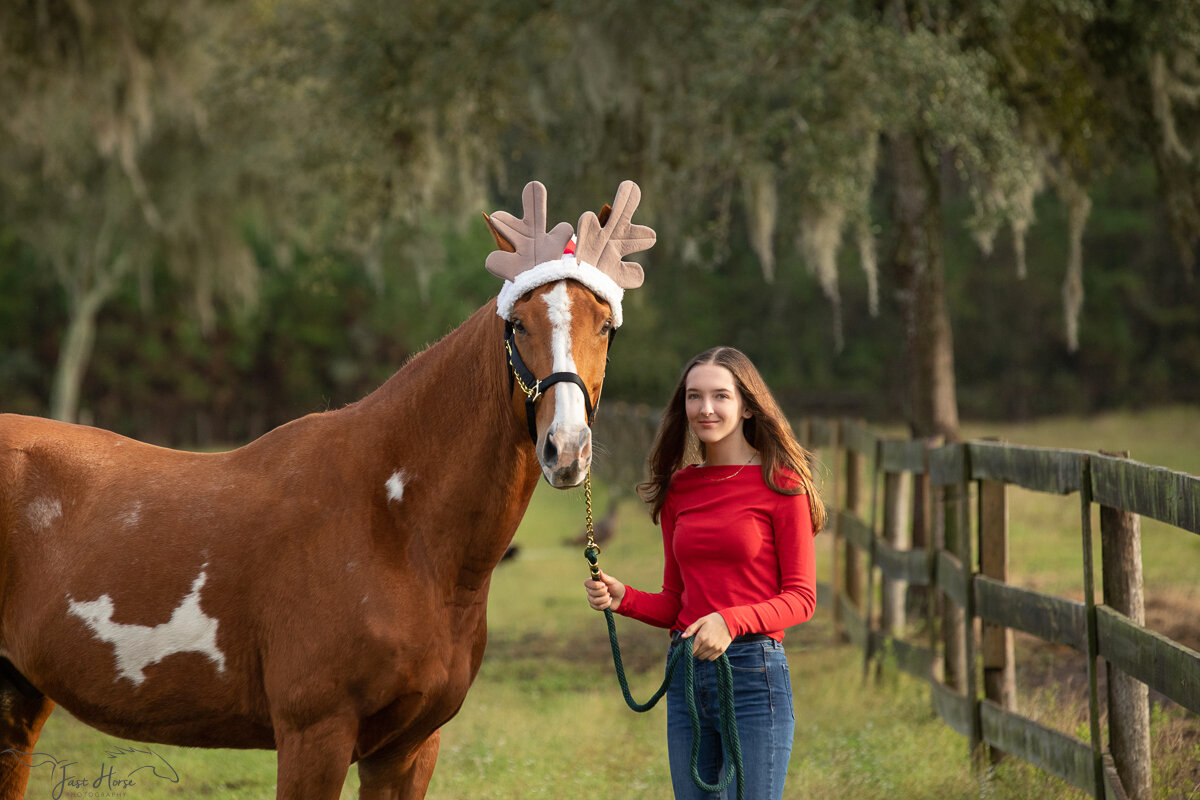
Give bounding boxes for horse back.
[0,413,228,554]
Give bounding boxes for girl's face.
[684,363,751,451]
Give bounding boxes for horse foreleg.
[357,730,440,800]
[0,671,55,800]
[273,715,357,800]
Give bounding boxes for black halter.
[504,320,615,443]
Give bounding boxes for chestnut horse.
[0,181,653,799]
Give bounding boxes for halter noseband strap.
[504,320,612,444]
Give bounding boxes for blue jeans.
[665,637,795,800]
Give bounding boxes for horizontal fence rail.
[974,576,1089,652]
[1090,455,1200,536]
[1096,605,1200,716]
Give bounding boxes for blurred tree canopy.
[1,0,1197,445]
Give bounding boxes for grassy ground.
[23,407,1200,799]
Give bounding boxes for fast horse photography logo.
[1,743,180,799]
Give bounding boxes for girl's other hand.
[584,569,626,612]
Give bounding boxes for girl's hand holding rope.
[585,569,626,612]
[680,613,732,661]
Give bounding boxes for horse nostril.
[542,434,559,465]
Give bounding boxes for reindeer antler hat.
[484,180,655,328]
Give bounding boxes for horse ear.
[597,204,612,226]
[482,212,517,253]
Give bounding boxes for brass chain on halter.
[582,470,601,580]
[504,336,542,402]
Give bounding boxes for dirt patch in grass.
[486,618,672,675]
[1144,588,1200,654]
[487,603,842,676]
[1014,588,1200,708]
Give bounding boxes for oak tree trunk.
[887,131,961,443]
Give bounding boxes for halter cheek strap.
[504,321,613,444]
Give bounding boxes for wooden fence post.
[1080,456,1106,799]
[941,455,980,766]
[1099,451,1151,800]
[844,445,864,631]
[881,470,909,638]
[979,476,1015,762]
[942,479,968,694]
[828,420,843,642]
[908,443,934,619]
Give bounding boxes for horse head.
[485,181,655,488]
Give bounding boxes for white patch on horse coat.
[67,569,227,686]
[541,283,586,424]
[117,501,143,528]
[386,470,406,503]
[26,497,63,531]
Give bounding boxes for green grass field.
[23,407,1200,799]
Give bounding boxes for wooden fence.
[796,418,1200,800]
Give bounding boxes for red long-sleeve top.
[617,465,817,642]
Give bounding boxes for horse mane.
[357,298,511,421]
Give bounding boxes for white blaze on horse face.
[67,568,227,687]
[541,282,586,425]
[386,470,406,504]
[26,497,62,531]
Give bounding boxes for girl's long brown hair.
[636,347,826,533]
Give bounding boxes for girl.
[585,346,825,800]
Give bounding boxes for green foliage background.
[4,158,1196,445]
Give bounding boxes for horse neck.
[353,301,540,572]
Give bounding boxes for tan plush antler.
[484,181,575,281]
[574,181,656,290]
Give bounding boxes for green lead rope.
[585,543,745,800]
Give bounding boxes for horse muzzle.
[540,423,591,488]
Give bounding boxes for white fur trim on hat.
[495,255,625,327]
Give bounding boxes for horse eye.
[512,319,527,335]
[600,318,613,335]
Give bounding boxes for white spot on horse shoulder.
[117,500,143,528]
[386,470,406,504]
[27,497,63,531]
[67,568,227,687]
